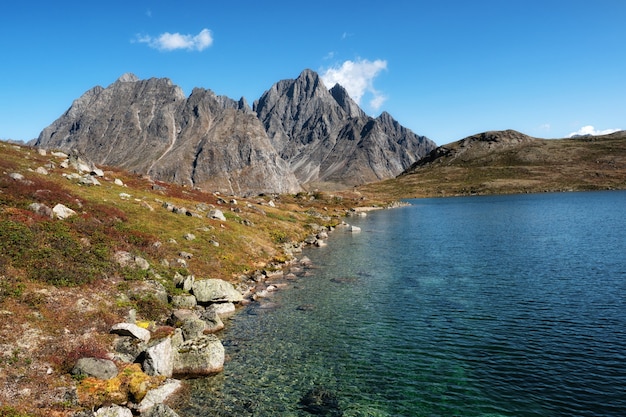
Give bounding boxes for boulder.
[71,357,118,380]
[181,317,207,340]
[137,380,183,415]
[143,337,173,377]
[112,336,148,363]
[9,172,25,181]
[192,279,243,303]
[207,209,226,221]
[78,174,101,186]
[206,302,236,317]
[198,309,224,333]
[52,203,76,220]
[28,202,53,218]
[173,335,225,377]
[111,323,151,343]
[170,295,197,309]
[134,256,150,270]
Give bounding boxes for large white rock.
[143,337,173,377]
[192,279,243,303]
[207,209,226,221]
[52,203,77,220]
[172,335,224,377]
[137,380,183,414]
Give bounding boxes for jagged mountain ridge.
[254,69,436,187]
[35,70,436,194]
[35,74,300,196]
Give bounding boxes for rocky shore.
[68,222,357,417]
[0,142,399,416]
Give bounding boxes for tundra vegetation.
[0,141,382,416]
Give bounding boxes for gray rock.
[192,279,243,303]
[9,172,25,181]
[206,302,236,317]
[28,202,53,218]
[134,256,150,270]
[112,335,148,363]
[207,209,226,221]
[137,380,183,415]
[110,323,151,343]
[181,317,207,340]
[198,309,224,333]
[170,294,197,309]
[172,335,225,377]
[143,337,173,377]
[78,174,101,186]
[71,357,118,380]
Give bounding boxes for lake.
[175,191,626,416]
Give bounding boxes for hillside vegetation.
[0,141,383,416]
[359,130,626,199]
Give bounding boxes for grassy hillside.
[0,141,385,416]
[359,130,626,199]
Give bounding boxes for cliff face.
[254,69,436,187]
[36,70,435,194]
[35,74,301,196]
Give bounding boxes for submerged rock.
[299,387,342,416]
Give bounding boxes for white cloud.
[568,125,621,137]
[321,59,388,110]
[136,28,213,51]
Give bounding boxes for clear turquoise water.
[176,191,626,416]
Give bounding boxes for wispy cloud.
[568,125,621,137]
[321,59,388,110]
[135,28,213,51]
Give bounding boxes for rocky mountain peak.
[116,73,140,83]
[329,84,365,119]
[255,69,436,187]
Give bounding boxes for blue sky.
[1,1,624,145]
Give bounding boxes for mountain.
[34,74,301,196]
[254,69,436,188]
[35,70,435,194]
[359,129,626,198]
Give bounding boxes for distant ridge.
[360,129,626,198]
[34,70,435,194]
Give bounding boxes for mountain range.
[34,70,436,195]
